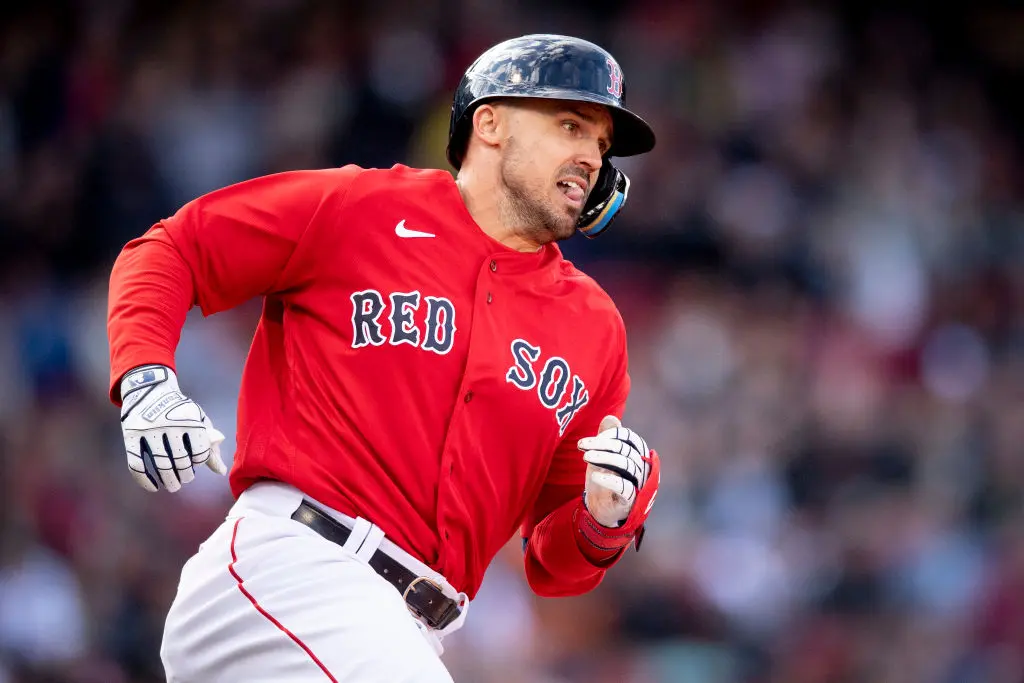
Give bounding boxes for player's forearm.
[107,228,195,405]
[523,495,625,597]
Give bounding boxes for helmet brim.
[515,88,656,158]
[446,89,656,168]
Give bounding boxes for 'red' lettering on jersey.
[107,165,630,599]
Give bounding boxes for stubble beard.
[498,138,578,245]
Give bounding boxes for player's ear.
[471,103,505,149]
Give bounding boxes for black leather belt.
[290,500,461,631]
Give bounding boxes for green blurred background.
[0,1,1022,682]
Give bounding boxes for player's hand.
[578,415,652,527]
[575,415,661,554]
[119,364,228,493]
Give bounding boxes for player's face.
[497,99,613,244]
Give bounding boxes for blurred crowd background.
[1,1,1023,682]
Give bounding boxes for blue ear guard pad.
[576,161,630,238]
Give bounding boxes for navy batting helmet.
[446,34,656,238]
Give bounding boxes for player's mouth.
[557,178,588,206]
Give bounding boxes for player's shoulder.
[278,164,451,198]
[554,254,626,329]
[347,163,455,188]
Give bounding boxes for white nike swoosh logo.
[395,220,435,238]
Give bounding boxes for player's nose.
[573,146,602,184]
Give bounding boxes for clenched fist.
[575,415,660,553]
[579,415,652,526]
[119,364,227,492]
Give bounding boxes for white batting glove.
[119,364,227,493]
[578,415,652,527]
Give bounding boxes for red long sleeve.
[107,227,195,403]
[106,167,359,404]
[521,482,624,597]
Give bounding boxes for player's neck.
[455,171,543,253]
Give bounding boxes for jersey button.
[487,292,493,304]
[489,260,497,272]
[464,391,474,403]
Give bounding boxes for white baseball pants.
[160,482,465,682]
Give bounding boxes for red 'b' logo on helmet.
[606,58,623,99]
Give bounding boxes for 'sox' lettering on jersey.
[505,339,541,389]
[351,289,456,354]
[555,376,589,434]
[505,338,589,435]
[538,357,569,409]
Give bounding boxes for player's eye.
[561,120,580,134]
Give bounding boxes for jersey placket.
[432,255,504,582]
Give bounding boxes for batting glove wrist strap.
[120,364,180,413]
[120,364,227,493]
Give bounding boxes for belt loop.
[355,524,385,564]
[342,518,372,556]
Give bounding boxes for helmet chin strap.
[576,160,630,238]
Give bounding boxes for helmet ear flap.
[577,161,630,238]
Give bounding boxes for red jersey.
[107,165,631,599]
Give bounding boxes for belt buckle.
[403,576,458,629]
[402,575,441,602]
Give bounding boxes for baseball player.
[107,34,661,682]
